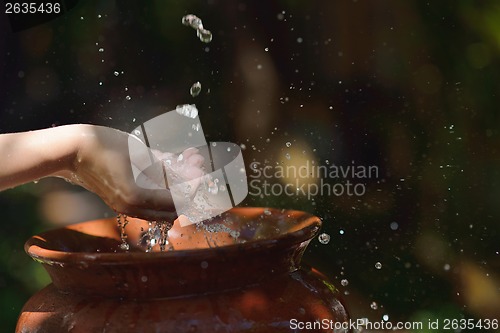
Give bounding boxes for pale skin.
[0,124,205,221]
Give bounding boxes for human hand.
[59,125,204,221]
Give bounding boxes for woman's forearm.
[0,124,205,221]
[0,125,80,191]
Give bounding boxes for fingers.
[181,164,205,179]
[181,147,199,159]
[134,161,168,190]
[186,153,204,167]
[114,186,178,220]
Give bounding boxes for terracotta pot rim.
[26,207,322,266]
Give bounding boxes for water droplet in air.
[200,261,209,269]
[370,301,378,310]
[181,15,191,26]
[263,209,272,216]
[383,314,389,321]
[176,104,198,118]
[190,81,202,97]
[182,14,213,43]
[207,179,219,195]
[134,130,141,136]
[286,141,291,147]
[318,233,330,244]
[341,279,349,286]
[120,243,130,251]
[285,153,291,160]
[114,71,119,76]
[125,95,131,100]
[98,48,104,52]
[375,262,382,270]
[187,15,203,29]
[198,29,212,43]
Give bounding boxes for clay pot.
[16,207,349,332]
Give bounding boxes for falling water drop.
[190,82,202,97]
[198,29,212,43]
[182,14,213,43]
[370,301,378,310]
[120,243,130,251]
[176,104,199,118]
[318,233,330,244]
[341,279,349,286]
[207,177,219,195]
[375,262,382,270]
[286,141,291,147]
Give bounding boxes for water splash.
[139,220,174,252]
[182,14,213,43]
[318,233,330,244]
[190,81,202,97]
[197,29,212,43]
[117,214,130,250]
[175,104,199,118]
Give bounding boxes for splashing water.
[117,214,130,250]
[182,14,213,43]
[197,28,212,43]
[318,233,330,244]
[190,81,202,97]
[117,214,175,252]
[140,220,174,252]
[176,104,199,118]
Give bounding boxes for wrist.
[48,124,89,175]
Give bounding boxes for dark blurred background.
[1,0,499,331]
